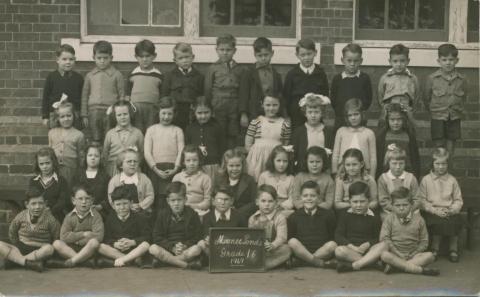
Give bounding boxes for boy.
[149,181,203,269]
[42,44,84,130]
[378,44,419,125]
[334,181,385,272]
[97,184,151,268]
[330,43,372,132]
[81,40,124,144]
[162,42,204,130]
[239,37,283,125]
[287,181,337,268]
[198,185,247,256]
[380,187,439,276]
[0,187,59,272]
[248,184,291,270]
[52,185,104,268]
[283,39,329,129]
[205,34,245,148]
[424,44,467,156]
[126,39,163,134]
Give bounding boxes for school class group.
[0,33,467,277]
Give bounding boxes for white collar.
[131,66,161,75]
[347,208,375,217]
[299,64,315,74]
[387,68,412,76]
[341,70,361,79]
[387,170,406,180]
[178,67,192,74]
[85,170,98,179]
[252,209,277,220]
[305,123,324,132]
[34,172,59,182]
[214,209,232,222]
[120,172,139,185]
[71,207,94,219]
[117,212,131,222]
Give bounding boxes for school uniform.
[215,173,257,218]
[291,123,334,172]
[73,168,111,215]
[202,208,248,236]
[29,173,71,222]
[60,208,104,249]
[334,208,382,246]
[103,212,151,250]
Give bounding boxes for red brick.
[11,0,38,4]
[329,18,352,27]
[13,51,39,60]
[34,23,60,32]
[9,165,33,174]
[32,5,59,14]
[33,42,57,51]
[39,15,52,23]
[4,61,16,70]
[19,136,32,144]
[18,80,32,88]
[39,32,53,41]
[13,33,39,42]
[4,80,16,87]
[12,107,40,115]
[67,5,80,14]
[14,14,39,23]
[13,88,39,97]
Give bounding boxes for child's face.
[296,47,316,68]
[167,192,186,214]
[173,51,194,70]
[388,111,403,132]
[392,198,412,218]
[389,54,409,73]
[37,156,54,176]
[112,198,131,218]
[305,106,322,126]
[86,147,100,169]
[344,156,363,178]
[341,51,362,74]
[159,107,174,125]
[56,51,75,73]
[58,106,74,128]
[350,194,369,214]
[254,48,274,67]
[25,196,46,218]
[213,192,233,213]
[273,152,289,174]
[347,109,362,127]
[437,54,458,73]
[93,52,112,70]
[433,156,448,176]
[307,154,323,175]
[301,188,319,210]
[115,105,131,128]
[216,43,236,63]
[262,96,280,118]
[226,157,242,180]
[256,192,277,215]
[184,152,200,175]
[194,105,212,125]
[135,51,156,70]
[122,152,139,176]
[389,159,405,177]
[72,189,93,214]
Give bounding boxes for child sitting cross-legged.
[380,187,439,276]
[97,184,151,268]
[149,181,203,270]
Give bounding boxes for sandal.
[449,250,459,263]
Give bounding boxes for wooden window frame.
[119,0,182,28]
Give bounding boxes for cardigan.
[291,123,334,172]
[48,127,85,169]
[42,70,83,119]
[185,119,225,165]
[103,212,151,245]
[377,171,419,212]
[103,125,144,163]
[29,174,71,222]
[330,71,372,118]
[214,173,257,217]
[108,173,155,212]
[73,168,111,212]
[172,170,212,211]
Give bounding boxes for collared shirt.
[425,69,466,121]
[71,207,95,220]
[299,64,315,75]
[172,170,212,211]
[399,211,413,225]
[117,213,130,222]
[178,67,192,75]
[205,59,244,102]
[304,207,317,216]
[417,171,463,214]
[305,123,325,148]
[347,208,375,217]
[257,171,294,203]
[132,66,162,75]
[120,172,139,185]
[215,209,231,222]
[248,209,287,248]
[378,67,418,105]
[341,70,361,79]
[33,172,59,189]
[255,63,274,95]
[103,125,144,165]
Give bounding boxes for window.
[467,0,479,42]
[356,0,449,41]
[200,0,297,38]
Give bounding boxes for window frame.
[118,0,183,28]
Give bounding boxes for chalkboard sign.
[209,227,265,273]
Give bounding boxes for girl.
[73,144,111,217]
[418,148,463,262]
[103,101,144,177]
[108,147,155,216]
[215,147,257,218]
[291,146,335,210]
[376,102,420,179]
[334,148,378,211]
[48,100,85,187]
[332,98,376,177]
[291,93,334,172]
[258,145,295,216]
[29,147,70,222]
[172,145,212,217]
[185,96,225,186]
[245,95,291,181]
[144,96,184,209]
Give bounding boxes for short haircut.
[166,181,187,197]
[342,43,362,56]
[25,186,44,203]
[56,44,75,57]
[296,38,316,53]
[257,184,278,201]
[432,147,449,165]
[71,183,94,198]
[385,145,407,164]
[344,98,367,126]
[216,34,236,47]
[214,184,234,199]
[438,43,458,58]
[135,39,156,56]
[158,96,176,111]
[173,42,193,56]
[253,37,272,53]
[302,146,329,173]
[180,144,203,167]
[93,40,113,56]
[192,96,213,112]
[109,100,136,127]
[389,43,409,58]
[111,184,138,202]
[348,181,370,199]
[34,147,59,175]
[390,187,413,204]
[300,180,320,195]
[265,145,293,174]
[116,147,141,171]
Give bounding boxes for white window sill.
[334,41,479,68]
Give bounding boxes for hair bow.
[282,145,294,153]
[387,143,399,151]
[51,93,68,109]
[126,145,138,152]
[298,93,331,107]
[323,147,332,156]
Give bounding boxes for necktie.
[220,212,227,221]
[182,68,188,75]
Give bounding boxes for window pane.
[88,0,119,25]
[264,0,292,26]
[234,0,261,25]
[388,0,415,29]
[468,0,479,31]
[358,0,385,29]
[205,0,231,25]
[121,0,149,25]
[418,0,445,29]
[152,0,180,25]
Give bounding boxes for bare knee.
[138,241,150,249]
[325,241,337,251]
[149,244,160,255]
[43,244,55,256]
[53,240,63,249]
[87,238,99,249]
[288,238,300,248]
[335,246,348,258]
[381,251,393,262]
